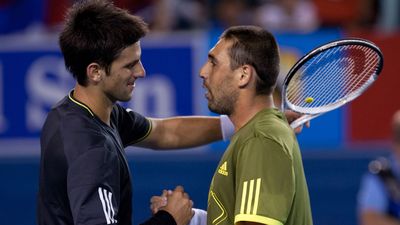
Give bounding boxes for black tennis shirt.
[37,91,176,225]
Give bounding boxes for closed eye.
[208,54,217,66]
[125,60,139,69]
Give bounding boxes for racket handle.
[290,113,322,129]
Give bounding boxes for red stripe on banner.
[44,0,72,27]
[346,31,400,146]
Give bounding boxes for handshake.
[149,186,207,225]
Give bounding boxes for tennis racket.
[281,38,384,129]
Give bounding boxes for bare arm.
[360,210,400,225]
[134,116,222,149]
[133,111,304,149]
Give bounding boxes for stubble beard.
[106,89,132,103]
[208,89,238,116]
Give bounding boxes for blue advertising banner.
[0,30,346,152]
[0,32,208,141]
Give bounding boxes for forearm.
[136,116,222,149]
[154,116,222,149]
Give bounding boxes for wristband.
[188,208,207,225]
[220,115,234,141]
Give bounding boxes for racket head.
[281,38,383,116]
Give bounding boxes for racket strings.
[325,52,361,103]
[343,48,378,97]
[340,46,380,97]
[288,48,349,106]
[290,52,377,108]
[306,49,351,103]
[289,55,371,108]
[288,48,344,105]
[343,46,376,90]
[286,45,381,111]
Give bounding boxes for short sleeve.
[234,137,295,225]
[357,173,388,214]
[67,147,120,225]
[112,104,151,146]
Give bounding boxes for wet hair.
[220,25,280,95]
[59,0,149,85]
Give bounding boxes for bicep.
[115,106,152,146]
[133,118,170,149]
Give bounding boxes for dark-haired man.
[201,25,313,225]
[37,1,223,225]
[152,25,313,225]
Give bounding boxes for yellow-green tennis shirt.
[207,108,313,225]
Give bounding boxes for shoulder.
[111,104,148,124]
[236,109,295,151]
[227,110,301,165]
[238,136,292,159]
[46,95,95,126]
[254,109,292,136]
[45,98,106,148]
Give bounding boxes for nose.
[134,61,146,78]
[199,63,208,79]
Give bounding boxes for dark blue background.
[0,150,385,225]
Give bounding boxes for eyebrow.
[124,59,139,68]
[208,54,218,64]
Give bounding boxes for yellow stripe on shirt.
[240,181,248,214]
[253,178,261,214]
[246,179,254,214]
[235,214,283,225]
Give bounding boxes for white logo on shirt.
[98,187,118,224]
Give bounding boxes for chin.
[208,102,232,115]
[208,105,222,115]
[118,95,132,102]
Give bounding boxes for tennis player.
[202,25,312,225]
[37,1,226,225]
[152,25,313,225]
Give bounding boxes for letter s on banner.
[25,55,74,132]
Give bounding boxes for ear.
[238,65,253,88]
[86,63,104,83]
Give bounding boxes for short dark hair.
[59,0,149,85]
[220,25,280,95]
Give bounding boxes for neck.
[73,84,114,125]
[229,94,275,132]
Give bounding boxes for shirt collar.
[68,90,95,117]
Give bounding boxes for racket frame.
[280,38,384,128]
